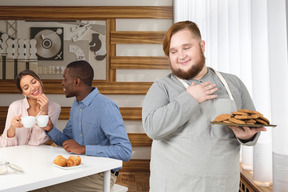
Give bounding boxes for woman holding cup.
[0,70,61,147]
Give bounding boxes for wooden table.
[0,145,122,192]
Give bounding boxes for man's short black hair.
[66,60,94,87]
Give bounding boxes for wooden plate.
[210,121,276,127]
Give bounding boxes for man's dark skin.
[44,67,93,154]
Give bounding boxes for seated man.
[38,60,132,192]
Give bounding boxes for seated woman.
[0,69,61,147]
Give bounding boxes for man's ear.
[200,40,206,53]
[74,78,81,86]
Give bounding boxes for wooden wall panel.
[94,82,152,95]
[111,56,169,69]
[0,6,173,20]
[122,159,150,172]
[0,106,142,121]
[58,107,71,119]
[119,107,142,121]
[128,133,152,147]
[106,19,113,82]
[0,81,152,95]
[0,107,8,135]
[108,19,117,82]
[0,106,9,117]
[111,31,166,44]
[60,107,142,121]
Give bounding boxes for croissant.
[53,155,67,167]
[67,155,81,167]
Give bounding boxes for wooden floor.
[116,172,150,192]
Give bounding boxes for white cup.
[20,116,36,128]
[36,115,49,127]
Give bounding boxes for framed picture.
[0,20,107,80]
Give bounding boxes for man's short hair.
[163,20,202,56]
[66,60,94,86]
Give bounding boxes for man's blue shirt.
[47,88,132,162]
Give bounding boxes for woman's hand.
[7,115,23,137]
[228,125,267,141]
[37,94,49,115]
[43,118,53,132]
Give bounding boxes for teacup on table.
[21,115,49,128]
[36,115,49,127]
[20,116,36,128]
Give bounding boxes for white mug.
[20,116,36,128]
[36,115,49,127]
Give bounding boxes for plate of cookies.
[211,109,276,127]
[53,155,83,170]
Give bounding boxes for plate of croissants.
[53,155,83,169]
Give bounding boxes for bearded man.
[142,21,266,192]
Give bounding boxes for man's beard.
[171,50,206,80]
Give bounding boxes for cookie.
[234,115,255,120]
[237,109,255,114]
[214,114,231,122]
[244,119,256,124]
[255,119,268,125]
[211,110,271,126]
[250,113,263,119]
[250,111,262,114]
[232,112,249,116]
[229,118,246,124]
[258,116,270,124]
